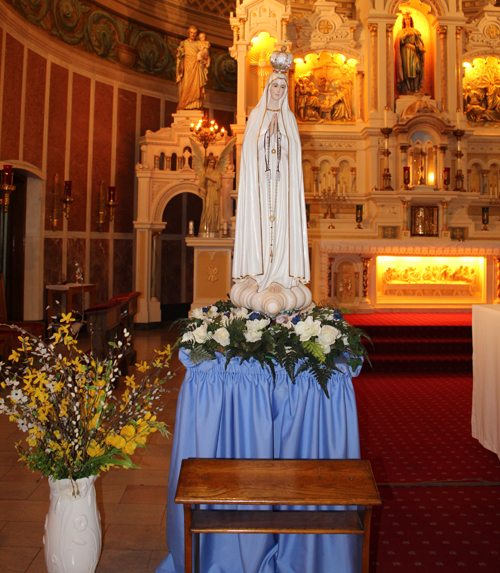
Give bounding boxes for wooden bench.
[175,458,381,573]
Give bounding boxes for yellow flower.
[135,433,148,446]
[88,414,100,431]
[124,375,137,388]
[8,350,20,363]
[120,425,136,440]
[87,439,105,458]
[53,330,63,344]
[136,361,150,373]
[105,433,126,449]
[60,312,75,324]
[123,440,137,456]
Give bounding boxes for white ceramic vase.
[44,475,102,573]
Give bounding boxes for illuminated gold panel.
[376,256,485,302]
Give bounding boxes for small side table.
[176,458,381,573]
[46,283,96,324]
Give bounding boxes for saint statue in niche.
[395,12,425,94]
[191,138,235,236]
[231,49,311,317]
[176,26,210,110]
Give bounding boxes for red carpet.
[347,312,472,327]
[353,321,500,572]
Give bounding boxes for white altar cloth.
[472,304,500,459]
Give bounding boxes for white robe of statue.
[231,70,311,316]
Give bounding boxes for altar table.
[472,304,500,459]
[46,283,96,323]
[156,349,363,573]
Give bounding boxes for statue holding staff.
[176,26,209,110]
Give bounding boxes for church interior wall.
[0,1,236,320]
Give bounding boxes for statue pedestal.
[172,110,204,126]
[231,278,312,317]
[185,237,234,309]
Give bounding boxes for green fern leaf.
[189,347,214,365]
[302,340,326,363]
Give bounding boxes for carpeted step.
[369,337,472,356]
[368,353,472,373]
[357,324,472,339]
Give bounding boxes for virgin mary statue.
[231,50,312,316]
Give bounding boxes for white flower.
[319,341,332,355]
[193,323,210,344]
[318,325,341,347]
[234,307,250,319]
[246,318,270,331]
[17,419,28,432]
[10,389,24,402]
[282,321,293,330]
[190,308,205,320]
[244,329,263,343]
[181,331,195,343]
[213,327,230,347]
[341,335,349,345]
[294,316,322,342]
[221,314,230,326]
[275,315,290,325]
[207,306,219,317]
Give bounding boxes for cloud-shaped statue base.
[230,278,312,317]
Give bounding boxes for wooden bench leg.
[361,505,373,573]
[184,504,193,573]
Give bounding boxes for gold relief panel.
[294,53,356,123]
[463,56,500,125]
[376,256,485,302]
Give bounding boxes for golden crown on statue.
[270,48,293,73]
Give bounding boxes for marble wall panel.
[140,95,161,135]
[68,73,91,232]
[91,81,113,233]
[23,50,46,169]
[160,239,182,304]
[66,237,87,314]
[114,88,136,234]
[45,63,69,231]
[90,238,109,304]
[164,100,177,127]
[1,34,24,161]
[43,237,63,313]
[113,238,133,297]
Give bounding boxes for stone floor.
[0,324,183,573]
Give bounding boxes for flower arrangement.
[0,313,172,482]
[176,300,369,397]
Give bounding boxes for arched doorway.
[159,192,203,320]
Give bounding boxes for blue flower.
[333,310,343,320]
[224,312,231,318]
[202,306,210,313]
[291,314,301,325]
[249,312,261,320]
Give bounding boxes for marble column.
[438,26,448,113]
[369,24,378,112]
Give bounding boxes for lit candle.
[384,106,388,128]
[384,135,388,150]
[188,220,194,235]
[457,138,461,152]
[223,221,228,231]
[64,181,72,198]
[3,165,13,185]
[108,186,115,202]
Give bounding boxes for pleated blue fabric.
[156,349,363,573]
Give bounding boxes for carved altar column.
[386,24,393,111]
[312,166,320,198]
[439,146,448,189]
[360,257,372,301]
[495,256,500,304]
[151,231,162,301]
[401,200,410,233]
[455,27,463,114]
[440,201,450,232]
[481,170,490,196]
[356,71,364,121]
[438,26,448,113]
[400,145,410,189]
[368,24,378,112]
[350,167,357,193]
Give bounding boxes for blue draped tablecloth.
[156,349,362,573]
